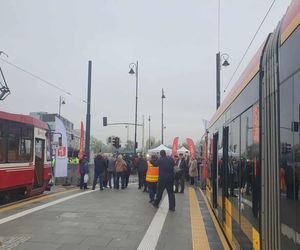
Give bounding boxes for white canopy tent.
[148,144,172,156]
[177,146,190,156]
[218,148,239,158]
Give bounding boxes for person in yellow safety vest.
[73,157,79,164]
[146,154,159,203]
[51,157,56,171]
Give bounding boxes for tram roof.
[281,0,300,44]
[0,111,49,130]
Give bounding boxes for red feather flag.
[186,138,196,159]
[171,137,179,158]
[78,121,84,159]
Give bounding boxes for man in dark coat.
[152,150,176,211]
[93,153,107,190]
[174,153,187,193]
[137,154,148,191]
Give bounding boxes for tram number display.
[57,146,66,158]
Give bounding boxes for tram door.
[222,126,229,223]
[34,138,45,188]
[279,72,300,249]
[212,132,218,208]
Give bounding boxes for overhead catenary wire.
[0,57,87,104]
[223,0,276,93]
[0,56,129,126]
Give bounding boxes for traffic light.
[112,136,116,147]
[292,122,299,132]
[103,117,107,126]
[281,142,292,154]
[115,137,120,149]
[112,136,120,148]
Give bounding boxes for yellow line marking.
[189,187,210,250]
[0,188,78,213]
[199,188,231,250]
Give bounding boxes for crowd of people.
[79,153,133,190]
[79,150,203,212]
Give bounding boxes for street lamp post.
[142,115,145,155]
[161,88,165,144]
[216,52,230,109]
[125,125,129,143]
[148,116,151,149]
[129,61,138,155]
[58,96,66,118]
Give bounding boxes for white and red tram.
[0,111,52,204]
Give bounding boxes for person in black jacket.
[137,154,148,191]
[174,153,187,193]
[92,153,107,190]
[152,150,176,211]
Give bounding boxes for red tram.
[0,111,52,204]
[203,0,300,249]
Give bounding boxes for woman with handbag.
[79,154,89,190]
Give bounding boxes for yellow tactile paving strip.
[199,188,231,250]
[189,187,210,250]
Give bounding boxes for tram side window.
[207,137,213,189]
[8,123,33,162]
[228,118,240,198]
[21,126,33,162]
[240,109,253,200]
[240,107,260,222]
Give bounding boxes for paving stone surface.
[0,181,225,250]
[155,189,193,250]
[0,183,155,250]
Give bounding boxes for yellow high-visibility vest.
[146,161,159,182]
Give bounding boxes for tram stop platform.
[0,182,230,250]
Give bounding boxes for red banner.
[186,138,196,159]
[171,137,179,157]
[78,121,84,160]
[57,146,66,157]
[77,121,84,176]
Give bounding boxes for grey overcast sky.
[0,0,292,146]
